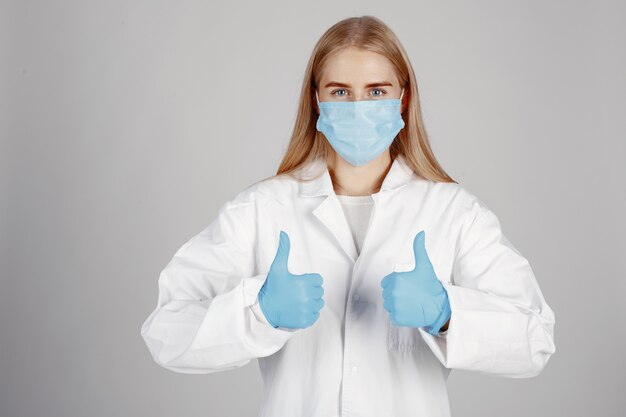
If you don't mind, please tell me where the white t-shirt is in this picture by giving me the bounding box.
[336,194,374,256]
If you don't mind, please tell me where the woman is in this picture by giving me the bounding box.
[140,15,556,417]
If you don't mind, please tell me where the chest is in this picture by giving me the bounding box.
[252,189,459,309]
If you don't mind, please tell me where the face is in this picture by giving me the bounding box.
[315,46,405,111]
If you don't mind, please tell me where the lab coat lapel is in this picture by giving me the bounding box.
[312,195,358,263]
[296,157,357,262]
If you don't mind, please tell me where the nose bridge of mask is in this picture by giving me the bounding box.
[316,88,404,104]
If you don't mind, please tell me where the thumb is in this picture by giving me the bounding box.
[271,230,291,274]
[411,230,430,272]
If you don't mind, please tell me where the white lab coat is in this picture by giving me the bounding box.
[140,154,556,417]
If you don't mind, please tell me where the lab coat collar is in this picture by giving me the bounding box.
[298,154,415,198]
[295,154,416,263]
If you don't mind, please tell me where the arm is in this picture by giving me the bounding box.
[421,207,556,378]
[140,193,297,374]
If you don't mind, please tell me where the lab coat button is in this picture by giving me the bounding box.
[351,365,358,372]
[353,294,360,301]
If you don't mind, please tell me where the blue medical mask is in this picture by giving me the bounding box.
[315,88,405,167]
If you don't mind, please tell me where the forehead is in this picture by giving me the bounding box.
[319,47,399,86]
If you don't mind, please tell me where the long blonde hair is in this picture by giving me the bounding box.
[271,15,456,184]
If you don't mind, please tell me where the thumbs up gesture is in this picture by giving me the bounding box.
[258,231,325,329]
[381,231,451,336]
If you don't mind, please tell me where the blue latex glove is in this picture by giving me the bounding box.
[381,230,451,336]
[258,230,325,329]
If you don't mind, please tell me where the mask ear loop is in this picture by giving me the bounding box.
[400,88,405,100]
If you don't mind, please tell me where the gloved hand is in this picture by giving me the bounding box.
[258,230,325,329]
[381,230,451,336]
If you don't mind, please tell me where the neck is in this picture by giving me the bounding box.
[328,152,393,196]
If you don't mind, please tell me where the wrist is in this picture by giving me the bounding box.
[427,292,451,336]
[258,292,279,328]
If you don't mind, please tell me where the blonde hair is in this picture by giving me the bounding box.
[271,15,456,184]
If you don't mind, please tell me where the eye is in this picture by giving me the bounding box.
[371,88,387,97]
[330,89,348,97]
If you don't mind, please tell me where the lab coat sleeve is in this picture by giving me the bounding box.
[140,194,297,374]
[420,207,556,378]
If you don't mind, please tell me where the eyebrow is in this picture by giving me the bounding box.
[323,81,394,88]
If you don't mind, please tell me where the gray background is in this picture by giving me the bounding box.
[2,1,624,416]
